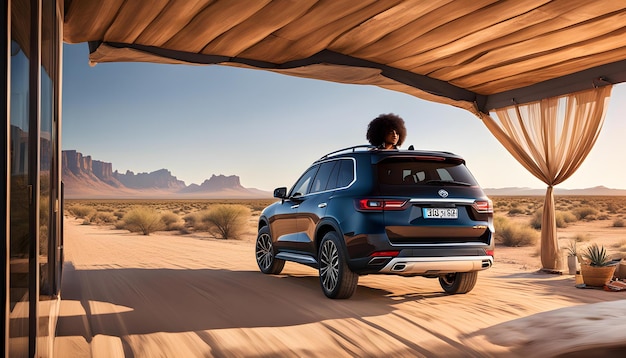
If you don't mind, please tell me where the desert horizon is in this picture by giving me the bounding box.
[61,148,626,200]
[54,196,626,357]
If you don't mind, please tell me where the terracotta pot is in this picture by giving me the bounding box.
[581,264,616,287]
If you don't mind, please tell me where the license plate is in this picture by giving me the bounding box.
[423,208,458,219]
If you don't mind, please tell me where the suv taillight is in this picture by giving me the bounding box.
[356,199,407,211]
[472,200,493,213]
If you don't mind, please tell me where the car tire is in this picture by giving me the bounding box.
[255,226,285,274]
[318,231,358,299]
[438,271,478,294]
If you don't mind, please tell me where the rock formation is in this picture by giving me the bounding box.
[61,150,270,198]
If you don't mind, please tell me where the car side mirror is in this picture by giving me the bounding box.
[273,187,287,199]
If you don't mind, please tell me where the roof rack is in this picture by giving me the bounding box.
[317,145,376,161]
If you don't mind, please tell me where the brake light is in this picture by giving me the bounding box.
[485,249,494,258]
[371,251,400,257]
[356,199,407,211]
[472,200,493,213]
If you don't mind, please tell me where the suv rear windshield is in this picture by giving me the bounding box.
[377,157,478,186]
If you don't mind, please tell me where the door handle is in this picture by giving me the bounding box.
[318,203,327,208]
[291,204,299,209]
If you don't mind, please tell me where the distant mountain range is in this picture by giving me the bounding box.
[62,150,625,199]
[62,150,272,199]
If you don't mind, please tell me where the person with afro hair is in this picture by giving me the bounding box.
[366,113,407,149]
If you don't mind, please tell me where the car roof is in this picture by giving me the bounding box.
[314,145,464,164]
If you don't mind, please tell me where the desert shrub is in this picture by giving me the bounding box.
[572,206,599,221]
[559,211,578,225]
[530,211,541,229]
[183,211,210,231]
[90,211,117,224]
[68,204,96,219]
[113,211,125,219]
[121,207,165,235]
[607,202,620,214]
[507,207,524,215]
[160,211,184,231]
[613,218,625,227]
[572,233,592,243]
[201,204,250,239]
[530,209,577,229]
[493,215,508,228]
[494,201,508,208]
[495,216,539,247]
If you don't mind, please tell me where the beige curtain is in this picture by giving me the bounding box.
[479,86,613,271]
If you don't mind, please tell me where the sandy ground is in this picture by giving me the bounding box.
[54,217,626,358]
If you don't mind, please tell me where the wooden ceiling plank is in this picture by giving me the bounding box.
[430,13,626,82]
[471,47,626,95]
[164,1,272,53]
[329,0,452,54]
[241,0,402,63]
[235,35,292,62]
[453,33,626,92]
[135,0,214,47]
[200,0,317,57]
[382,0,554,67]
[350,0,499,61]
[64,0,126,43]
[391,0,592,71]
[103,0,170,43]
[407,2,626,75]
[272,0,376,41]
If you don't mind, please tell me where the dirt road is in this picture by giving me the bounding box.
[54,218,626,357]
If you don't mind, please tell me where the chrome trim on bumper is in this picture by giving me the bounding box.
[388,242,492,247]
[379,256,493,275]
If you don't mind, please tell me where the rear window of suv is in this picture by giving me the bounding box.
[377,157,478,186]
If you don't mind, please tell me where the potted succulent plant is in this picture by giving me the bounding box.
[580,243,617,287]
[565,240,579,275]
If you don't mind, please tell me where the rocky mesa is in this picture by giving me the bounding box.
[62,150,271,199]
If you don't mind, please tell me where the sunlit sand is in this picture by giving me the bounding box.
[55,198,626,357]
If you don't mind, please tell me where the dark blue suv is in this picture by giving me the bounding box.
[256,145,494,299]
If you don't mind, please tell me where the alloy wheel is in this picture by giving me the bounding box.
[320,240,339,292]
[256,232,273,270]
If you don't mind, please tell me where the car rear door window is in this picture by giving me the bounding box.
[311,161,337,193]
[325,160,341,190]
[336,159,355,188]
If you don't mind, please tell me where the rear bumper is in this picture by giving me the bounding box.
[378,255,493,276]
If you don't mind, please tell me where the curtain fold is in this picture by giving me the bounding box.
[479,86,612,270]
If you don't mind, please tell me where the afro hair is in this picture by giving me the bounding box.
[366,113,407,147]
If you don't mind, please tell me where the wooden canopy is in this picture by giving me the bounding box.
[63,0,626,114]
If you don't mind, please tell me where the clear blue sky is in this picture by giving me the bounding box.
[62,43,626,192]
